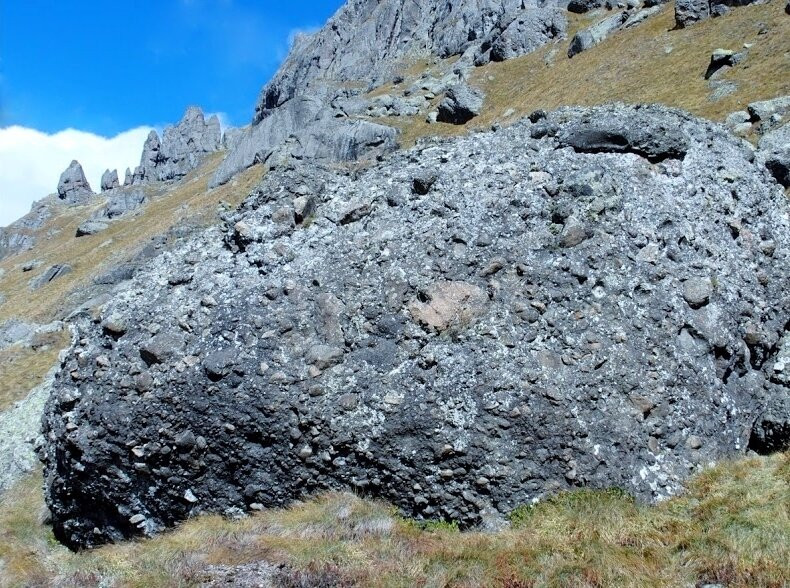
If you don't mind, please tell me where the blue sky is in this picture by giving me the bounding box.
[0,0,343,226]
[1,0,342,134]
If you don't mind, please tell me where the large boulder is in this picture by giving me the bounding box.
[674,0,710,27]
[105,189,147,219]
[75,220,109,238]
[568,11,630,57]
[476,8,567,64]
[676,0,770,27]
[57,160,93,204]
[41,105,790,550]
[437,84,485,124]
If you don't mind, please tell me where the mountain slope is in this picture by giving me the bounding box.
[0,0,787,585]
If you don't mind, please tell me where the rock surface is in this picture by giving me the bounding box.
[675,0,770,27]
[104,189,147,219]
[253,0,569,118]
[132,107,221,184]
[76,220,109,238]
[214,0,578,186]
[568,11,630,57]
[30,264,72,290]
[101,169,120,192]
[476,8,567,64]
[437,84,485,124]
[57,161,93,204]
[41,105,790,549]
[212,97,398,187]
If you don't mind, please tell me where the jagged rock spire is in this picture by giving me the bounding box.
[57,160,93,204]
[131,107,221,185]
[100,169,120,192]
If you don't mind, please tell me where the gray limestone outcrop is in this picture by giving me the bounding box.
[30,264,72,290]
[104,189,147,219]
[253,0,569,119]
[131,107,221,184]
[212,97,398,187]
[474,8,568,64]
[568,11,630,57]
[57,160,93,204]
[213,0,581,186]
[76,220,109,238]
[41,105,790,549]
[675,0,770,27]
[0,198,50,259]
[101,169,120,192]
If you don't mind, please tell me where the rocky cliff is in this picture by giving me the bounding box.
[210,0,575,187]
[40,104,790,549]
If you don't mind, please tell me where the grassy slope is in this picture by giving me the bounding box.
[0,329,70,411]
[390,2,790,146]
[0,155,263,324]
[0,454,787,587]
[1,4,789,586]
[0,155,262,421]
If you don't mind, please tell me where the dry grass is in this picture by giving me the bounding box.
[1,453,787,587]
[0,156,263,324]
[0,329,70,411]
[390,2,790,147]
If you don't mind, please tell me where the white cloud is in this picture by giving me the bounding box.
[0,125,153,227]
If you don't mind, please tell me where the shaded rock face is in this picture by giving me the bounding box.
[57,161,93,204]
[437,84,485,124]
[41,105,790,550]
[132,107,221,184]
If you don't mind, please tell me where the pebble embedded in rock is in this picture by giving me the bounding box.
[683,278,713,308]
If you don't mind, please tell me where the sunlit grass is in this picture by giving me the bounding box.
[388,2,790,147]
[0,155,263,325]
[1,453,787,587]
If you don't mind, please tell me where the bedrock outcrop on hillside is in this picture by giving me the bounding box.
[41,105,790,549]
[211,0,572,187]
[131,107,221,184]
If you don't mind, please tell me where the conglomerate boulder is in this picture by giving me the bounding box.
[41,105,790,549]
